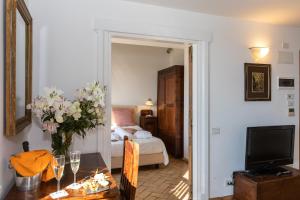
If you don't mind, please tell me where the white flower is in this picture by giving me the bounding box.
[53,98,72,114]
[75,89,88,101]
[44,87,64,106]
[44,87,63,97]
[50,98,72,123]
[29,81,106,138]
[86,81,99,92]
[63,100,72,110]
[69,101,82,120]
[28,97,49,118]
[73,113,81,120]
[55,113,64,123]
[88,108,94,113]
[42,120,59,134]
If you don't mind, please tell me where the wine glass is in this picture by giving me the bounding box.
[52,155,65,193]
[69,151,81,188]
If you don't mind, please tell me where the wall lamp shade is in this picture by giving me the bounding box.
[145,98,154,106]
[249,47,269,61]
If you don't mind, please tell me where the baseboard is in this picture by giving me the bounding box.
[210,195,233,200]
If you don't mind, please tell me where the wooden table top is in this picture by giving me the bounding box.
[5,153,120,200]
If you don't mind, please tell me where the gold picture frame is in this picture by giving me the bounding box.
[5,0,32,136]
[245,63,271,101]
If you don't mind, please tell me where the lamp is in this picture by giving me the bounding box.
[249,47,269,61]
[141,98,154,117]
[145,98,154,107]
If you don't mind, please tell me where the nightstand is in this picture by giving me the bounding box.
[140,116,158,137]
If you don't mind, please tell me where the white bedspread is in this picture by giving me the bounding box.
[111,136,169,166]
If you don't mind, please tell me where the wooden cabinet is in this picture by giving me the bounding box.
[140,116,158,137]
[234,167,300,200]
[157,65,184,158]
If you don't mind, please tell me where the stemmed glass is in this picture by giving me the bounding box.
[52,155,65,193]
[69,151,81,189]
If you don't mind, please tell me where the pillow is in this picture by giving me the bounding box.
[114,127,134,140]
[122,125,143,135]
[122,125,142,131]
[111,107,136,127]
[134,130,152,139]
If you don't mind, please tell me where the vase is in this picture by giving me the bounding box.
[51,132,73,161]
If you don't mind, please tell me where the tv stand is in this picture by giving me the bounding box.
[234,166,300,200]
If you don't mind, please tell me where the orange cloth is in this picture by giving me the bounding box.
[10,150,55,182]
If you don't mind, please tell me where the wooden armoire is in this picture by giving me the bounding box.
[157,65,184,158]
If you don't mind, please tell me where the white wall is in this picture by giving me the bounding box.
[112,43,170,112]
[23,0,300,198]
[169,49,185,66]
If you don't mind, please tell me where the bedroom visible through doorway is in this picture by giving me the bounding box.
[109,37,193,200]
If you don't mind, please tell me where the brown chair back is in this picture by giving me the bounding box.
[120,136,139,200]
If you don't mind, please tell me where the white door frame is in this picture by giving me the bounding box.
[94,18,211,200]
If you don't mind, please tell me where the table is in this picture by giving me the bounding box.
[5,153,120,200]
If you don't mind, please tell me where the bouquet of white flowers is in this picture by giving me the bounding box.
[27,81,106,156]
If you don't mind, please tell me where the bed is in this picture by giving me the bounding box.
[111,106,169,169]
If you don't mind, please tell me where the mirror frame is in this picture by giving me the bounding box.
[5,0,32,136]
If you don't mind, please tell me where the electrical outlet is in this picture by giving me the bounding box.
[287,94,295,100]
[225,178,234,187]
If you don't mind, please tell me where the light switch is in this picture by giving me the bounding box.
[287,94,295,100]
[212,128,220,135]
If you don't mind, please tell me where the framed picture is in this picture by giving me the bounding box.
[245,63,271,101]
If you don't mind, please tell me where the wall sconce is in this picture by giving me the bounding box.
[249,47,270,61]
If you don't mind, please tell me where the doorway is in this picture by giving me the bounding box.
[110,38,191,199]
[95,19,210,200]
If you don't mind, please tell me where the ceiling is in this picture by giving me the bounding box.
[123,0,300,27]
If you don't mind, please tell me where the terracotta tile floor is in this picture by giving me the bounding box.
[112,157,190,200]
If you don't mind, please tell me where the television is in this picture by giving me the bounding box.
[245,125,295,174]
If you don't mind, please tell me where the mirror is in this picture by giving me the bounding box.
[16,10,26,120]
[5,0,32,136]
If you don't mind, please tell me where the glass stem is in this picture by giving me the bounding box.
[57,180,60,192]
[74,173,76,183]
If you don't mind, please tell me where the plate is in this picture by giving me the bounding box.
[85,185,110,195]
[83,179,111,195]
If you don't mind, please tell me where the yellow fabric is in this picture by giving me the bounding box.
[10,150,55,182]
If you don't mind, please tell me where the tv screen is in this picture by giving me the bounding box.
[246,125,295,171]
